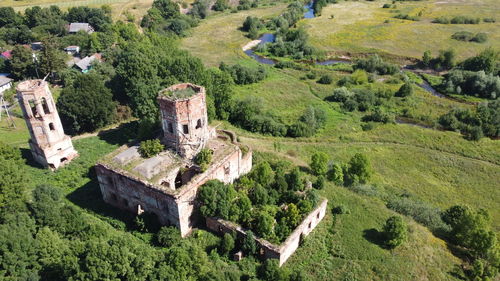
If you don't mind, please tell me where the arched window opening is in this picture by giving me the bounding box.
[196,119,202,129]
[183,124,189,134]
[49,123,55,131]
[29,100,38,117]
[168,123,174,133]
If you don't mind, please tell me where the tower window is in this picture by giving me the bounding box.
[29,100,38,117]
[168,123,174,133]
[49,123,55,131]
[183,124,189,134]
[41,98,50,114]
[196,119,202,129]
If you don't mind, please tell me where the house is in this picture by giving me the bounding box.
[74,53,102,73]
[1,50,12,60]
[0,76,13,94]
[31,42,43,51]
[64,46,80,55]
[68,23,94,34]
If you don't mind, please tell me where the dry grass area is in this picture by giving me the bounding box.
[180,4,287,66]
[299,0,500,59]
[0,0,154,21]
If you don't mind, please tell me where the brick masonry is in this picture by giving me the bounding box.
[17,80,78,169]
[206,199,328,266]
[96,83,252,237]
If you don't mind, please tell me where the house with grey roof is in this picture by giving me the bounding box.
[0,76,13,94]
[74,53,102,73]
[68,23,94,34]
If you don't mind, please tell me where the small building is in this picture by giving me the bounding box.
[31,42,43,51]
[68,23,94,34]
[0,76,12,94]
[74,53,102,73]
[1,50,12,60]
[64,46,80,55]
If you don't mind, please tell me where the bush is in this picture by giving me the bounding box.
[327,163,344,185]
[219,63,267,85]
[313,175,325,190]
[157,226,181,247]
[344,153,372,186]
[310,152,329,176]
[383,216,407,248]
[361,108,395,124]
[395,81,414,97]
[354,55,399,75]
[241,230,257,255]
[219,233,235,255]
[138,139,164,158]
[451,31,488,43]
[332,204,350,215]
[195,148,213,172]
[442,70,499,99]
[318,75,333,84]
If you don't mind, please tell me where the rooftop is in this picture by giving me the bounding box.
[69,23,93,33]
[158,83,203,101]
[16,79,46,92]
[0,76,12,86]
[99,132,239,195]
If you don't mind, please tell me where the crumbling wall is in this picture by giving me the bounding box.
[205,199,328,266]
[158,83,209,159]
[17,79,77,169]
[96,140,252,237]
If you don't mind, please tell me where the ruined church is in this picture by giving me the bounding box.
[95,83,253,236]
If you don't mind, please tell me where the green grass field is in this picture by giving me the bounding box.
[299,0,500,60]
[181,4,287,66]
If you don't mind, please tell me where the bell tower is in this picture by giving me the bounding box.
[17,80,78,169]
[157,83,209,160]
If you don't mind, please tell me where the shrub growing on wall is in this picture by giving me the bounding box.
[195,148,213,172]
[138,139,164,158]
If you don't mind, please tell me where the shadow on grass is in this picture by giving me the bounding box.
[362,228,387,249]
[97,121,139,146]
[20,148,45,169]
[66,168,136,231]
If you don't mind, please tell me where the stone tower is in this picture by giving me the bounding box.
[17,80,78,169]
[158,83,209,159]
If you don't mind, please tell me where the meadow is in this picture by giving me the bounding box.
[0,0,154,22]
[299,0,500,60]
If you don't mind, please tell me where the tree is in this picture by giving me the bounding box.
[213,0,229,11]
[286,167,304,191]
[282,203,301,229]
[199,180,237,219]
[10,45,36,80]
[157,226,181,247]
[242,231,257,256]
[251,161,274,187]
[313,175,325,190]
[57,73,116,134]
[219,233,235,256]
[327,163,344,185]
[383,216,407,249]
[39,37,67,80]
[0,145,28,220]
[461,48,498,74]
[395,81,414,97]
[422,50,432,67]
[250,184,269,206]
[310,152,329,176]
[344,153,372,186]
[254,210,274,239]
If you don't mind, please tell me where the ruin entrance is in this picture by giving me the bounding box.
[175,170,183,189]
